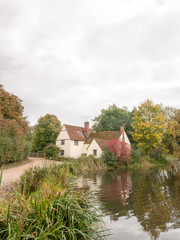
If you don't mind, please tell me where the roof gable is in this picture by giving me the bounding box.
[95,139,109,150]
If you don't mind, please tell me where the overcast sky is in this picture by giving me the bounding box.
[1,0,180,127]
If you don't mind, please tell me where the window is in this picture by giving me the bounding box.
[61,140,65,145]
[93,150,97,156]
[74,140,79,146]
[60,150,65,156]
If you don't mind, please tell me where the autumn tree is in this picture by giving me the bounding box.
[132,99,167,158]
[0,84,28,134]
[163,107,180,156]
[0,85,30,165]
[108,139,131,164]
[32,114,61,152]
[93,104,133,140]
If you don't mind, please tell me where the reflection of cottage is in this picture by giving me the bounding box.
[56,122,130,158]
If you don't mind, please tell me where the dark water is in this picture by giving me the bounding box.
[73,162,180,240]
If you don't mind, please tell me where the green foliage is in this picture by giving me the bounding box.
[0,84,28,134]
[0,119,31,166]
[93,104,133,140]
[20,164,69,195]
[102,148,116,167]
[130,146,143,164]
[132,99,167,157]
[0,163,105,239]
[0,85,30,165]
[0,166,3,185]
[44,144,60,159]
[0,132,31,166]
[32,114,61,152]
[163,107,180,156]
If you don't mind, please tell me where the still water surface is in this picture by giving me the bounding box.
[73,162,180,240]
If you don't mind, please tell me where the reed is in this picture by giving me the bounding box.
[0,165,3,185]
[0,162,106,239]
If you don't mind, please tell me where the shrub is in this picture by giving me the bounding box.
[0,134,31,166]
[130,147,142,163]
[108,140,132,165]
[102,148,116,167]
[44,144,60,159]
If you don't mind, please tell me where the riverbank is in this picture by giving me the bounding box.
[0,157,63,186]
[0,157,106,239]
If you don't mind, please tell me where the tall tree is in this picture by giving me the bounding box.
[0,85,30,165]
[93,104,133,139]
[0,84,28,134]
[32,114,61,152]
[163,107,180,155]
[132,99,167,157]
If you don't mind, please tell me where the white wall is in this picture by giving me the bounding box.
[82,143,89,155]
[119,131,131,146]
[87,139,102,158]
[70,140,85,158]
[56,125,71,157]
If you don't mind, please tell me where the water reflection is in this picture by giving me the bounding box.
[73,163,180,240]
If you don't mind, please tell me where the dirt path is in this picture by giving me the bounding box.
[0,157,61,186]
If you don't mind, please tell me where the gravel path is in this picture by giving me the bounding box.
[0,157,61,186]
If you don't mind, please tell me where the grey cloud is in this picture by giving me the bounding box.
[80,11,180,67]
[1,0,180,126]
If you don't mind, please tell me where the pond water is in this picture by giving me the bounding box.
[72,162,180,240]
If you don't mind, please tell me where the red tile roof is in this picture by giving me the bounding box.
[95,139,109,150]
[85,131,122,144]
[64,124,93,141]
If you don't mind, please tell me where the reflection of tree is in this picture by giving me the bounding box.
[132,167,180,240]
[96,166,180,239]
[98,170,132,221]
[75,166,180,239]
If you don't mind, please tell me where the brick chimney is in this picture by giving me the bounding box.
[120,126,124,133]
[84,122,90,138]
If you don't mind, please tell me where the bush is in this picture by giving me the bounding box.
[44,144,60,159]
[131,147,142,163]
[0,134,31,166]
[102,148,116,167]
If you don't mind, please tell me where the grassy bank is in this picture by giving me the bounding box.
[0,158,106,239]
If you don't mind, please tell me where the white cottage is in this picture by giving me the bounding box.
[56,122,130,158]
[56,122,93,158]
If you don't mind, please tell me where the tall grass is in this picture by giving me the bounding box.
[0,162,106,239]
[0,166,3,185]
[0,188,105,239]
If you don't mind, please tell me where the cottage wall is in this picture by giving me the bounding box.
[82,143,89,155]
[87,139,102,158]
[70,140,84,158]
[56,125,71,157]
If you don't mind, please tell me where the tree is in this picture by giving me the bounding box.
[0,84,28,134]
[132,99,167,157]
[163,107,180,156]
[0,85,30,165]
[93,104,133,140]
[32,114,61,152]
[107,139,131,164]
